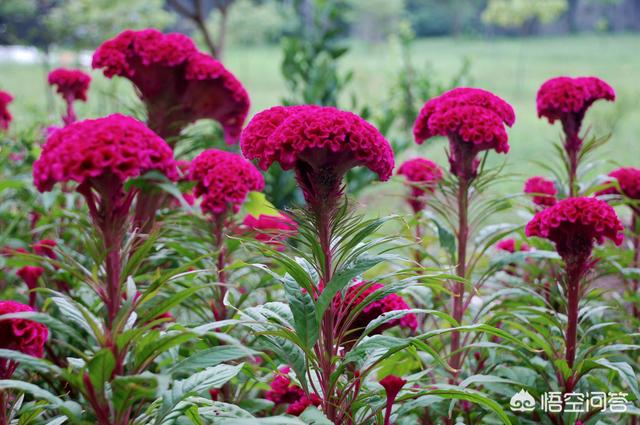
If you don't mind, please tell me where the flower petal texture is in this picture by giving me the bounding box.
[48,68,92,102]
[524,176,557,207]
[537,76,615,124]
[0,300,48,359]
[598,167,640,201]
[0,90,13,130]
[398,158,443,212]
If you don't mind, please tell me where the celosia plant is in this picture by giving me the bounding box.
[48,68,91,126]
[0,91,13,131]
[495,238,530,253]
[93,29,249,144]
[265,366,321,416]
[397,157,443,214]
[241,213,298,249]
[524,176,557,208]
[16,265,43,307]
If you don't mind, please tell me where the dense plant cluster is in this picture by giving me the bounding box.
[0,28,638,425]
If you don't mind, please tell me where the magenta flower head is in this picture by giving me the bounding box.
[413,88,515,179]
[525,197,623,265]
[241,105,394,206]
[537,76,614,149]
[92,29,250,143]
[33,239,57,260]
[524,176,557,208]
[48,68,91,103]
[265,366,321,416]
[380,374,407,425]
[0,300,49,379]
[242,213,298,249]
[0,90,13,131]
[496,238,530,253]
[17,266,44,307]
[397,158,443,213]
[189,149,264,216]
[598,167,640,205]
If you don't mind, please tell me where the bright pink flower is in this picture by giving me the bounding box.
[525,197,623,261]
[265,367,321,416]
[397,158,443,213]
[33,239,57,260]
[380,375,407,425]
[189,149,264,215]
[33,114,178,193]
[0,90,13,130]
[242,213,298,248]
[92,29,249,143]
[524,176,557,207]
[496,238,530,253]
[17,266,44,307]
[241,105,394,204]
[413,88,515,178]
[48,68,91,102]
[598,167,640,202]
[0,300,49,378]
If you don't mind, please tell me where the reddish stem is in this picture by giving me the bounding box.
[632,212,640,319]
[0,391,7,425]
[212,214,228,321]
[62,94,76,126]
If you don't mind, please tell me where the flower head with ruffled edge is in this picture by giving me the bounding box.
[397,158,443,213]
[524,176,557,208]
[598,167,640,203]
[48,68,92,102]
[0,91,13,131]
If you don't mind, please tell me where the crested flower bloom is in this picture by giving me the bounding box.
[265,366,321,416]
[496,238,530,253]
[397,158,443,213]
[0,90,13,131]
[598,167,640,204]
[413,88,515,179]
[524,176,557,208]
[525,197,623,263]
[16,266,44,307]
[334,280,417,347]
[92,29,250,143]
[48,68,92,126]
[241,105,394,206]
[242,213,298,249]
[189,149,264,216]
[537,76,615,149]
[0,300,49,379]
[33,239,57,260]
[380,375,407,425]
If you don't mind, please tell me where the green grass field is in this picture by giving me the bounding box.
[2,34,639,179]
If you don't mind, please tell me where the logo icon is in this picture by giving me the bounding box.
[510,389,536,412]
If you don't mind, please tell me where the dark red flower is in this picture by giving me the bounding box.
[413,88,515,179]
[598,167,640,202]
[265,367,320,416]
[33,114,178,193]
[33,239,57,260]
[0,300,49,378]
[525,197,623,262]
[92,29,250,143]
[496,238,530,253]
[48,68,91,102]
[241,105,394,205]
[524,176,557,207]
[380,375,407,425]
[189,149,264,215]
[0,90,13,131]
[17,266,44,307]
[242,213,298,248]
[397,158,443,213]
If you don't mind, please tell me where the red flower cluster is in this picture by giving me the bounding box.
[334,280,417,341]
[413,88,515,178]
[33,239,57,260]
[92,29,249,143]
[525,197,623,261]
[189,149,264,215]
[241,105,394,182]
[397,158,443,213]
[524,176,557,207]
[496,238,530,253]
[242,213,298,248]
[265,366,321,416]
[537,76,615,126]
[0,300,49,378]
[33,114,178,192]
[48,68,92,102]
[0,90,13,130]
[598,167,640,201]
[380,375,407,425]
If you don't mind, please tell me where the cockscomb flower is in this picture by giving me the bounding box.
[48,68,92,126]
[413,88,515,179]
[92,29,250,143]
[525,197,623,263]
[537,76,614,146]
[33,114,178,193]
[334,280,417,345]
[397,158,443,213]
[524,176,557,207]
[265,366,321,416]
[380,375,407,425]
[0,90,13,131]
[241,105,394,205]
[17,266,44,307]
[0,300,49,379]
[33,239,57,260]
[190,149,264,215]
[598,167,640,205]
[242,213,298,248]
[496,238,530,253]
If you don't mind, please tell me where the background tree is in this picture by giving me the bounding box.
[482,0,568,35]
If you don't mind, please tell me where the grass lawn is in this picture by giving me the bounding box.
[1,34,638,182]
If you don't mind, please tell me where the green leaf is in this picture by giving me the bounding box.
[593,359,640,400]
[112,373,169,412]
[243,191,280,218]
[0,380,81,419]
[432,218,456,260]
[284,273,319,350]
[168,346,259,376]
[86,349,115,396]
[299,406,333,424]
[0,349,61,375]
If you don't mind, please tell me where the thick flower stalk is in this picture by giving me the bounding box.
[526,197,623,378]
[413,87,515,376]
[92,28,250,144]
[0,91,13,131]
[33,114,178,325]
[189,149,264,320]
[380,375,407,425]
[524,176,557,208]
[536,76,615,196]
[48,68,91,126]
[241,105,394,421]
[598,166,640,318]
